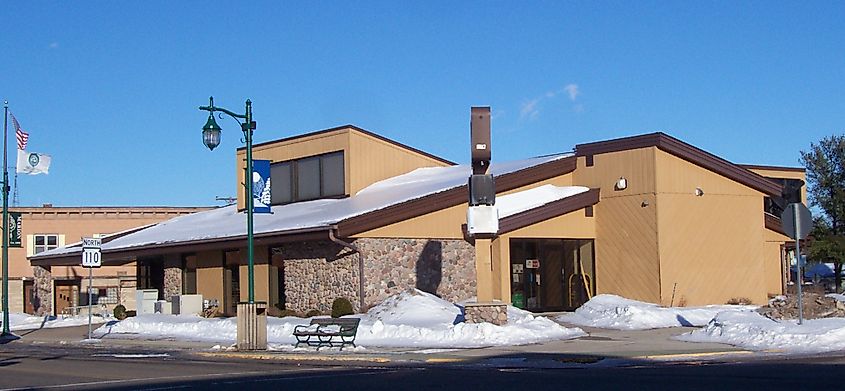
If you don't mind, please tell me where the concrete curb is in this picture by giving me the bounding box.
[632,350,756,361]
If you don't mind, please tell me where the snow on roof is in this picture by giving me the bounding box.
[34,153,575,258]
[496,184,589,219]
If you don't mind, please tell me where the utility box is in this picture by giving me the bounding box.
[467,205,499,235]
[237,302,267,351]
[469,174,496,206]
[171,294,204,315]
[135,289,158,315]
[154,300,172,315]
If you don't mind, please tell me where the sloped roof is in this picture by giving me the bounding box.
[31,154,576,264]
[576,132,783,196]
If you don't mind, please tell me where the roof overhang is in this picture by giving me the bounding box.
[30,226,332,267]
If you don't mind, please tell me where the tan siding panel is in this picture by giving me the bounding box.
[657,193,765,305]
[655,150,768,305]
[574,147,660,303]
[348,132,451,195]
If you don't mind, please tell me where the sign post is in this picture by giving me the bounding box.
[781,203,812,325]
[81,237,101,339]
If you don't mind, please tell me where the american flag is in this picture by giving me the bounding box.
[9,111,28,150]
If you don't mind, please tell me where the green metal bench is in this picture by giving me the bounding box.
[293,317,361,350]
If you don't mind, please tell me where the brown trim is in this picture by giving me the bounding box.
[336,156,578,237]
[585,205,594,217]
[498,188,600,234]
[765,213,786,236]
[575,132,783,197]
[239,124,456,166]
[739,164,806,173]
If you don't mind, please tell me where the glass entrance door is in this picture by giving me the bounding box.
[510,239,595,312]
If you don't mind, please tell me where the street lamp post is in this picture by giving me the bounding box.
[198,96,256,304]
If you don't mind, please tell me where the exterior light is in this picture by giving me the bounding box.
[202,114,222,151]
[615,177,628,191]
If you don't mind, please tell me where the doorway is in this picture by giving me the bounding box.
[223,250,241,316]
[137,257,165,300]
[54,280,79,316]
[510,239,595,312]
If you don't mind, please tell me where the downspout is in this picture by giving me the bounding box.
[329,228,365,313]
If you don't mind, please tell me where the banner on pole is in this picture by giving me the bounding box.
[8,212,22,248]
[252,159,272,214]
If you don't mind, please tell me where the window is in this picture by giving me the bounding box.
[270,151,345,204]
[34,234,59,254]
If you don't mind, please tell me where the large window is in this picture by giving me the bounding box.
[34,234,59,254]
[270,151,345,204]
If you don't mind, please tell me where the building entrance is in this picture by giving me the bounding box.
[510,239,595,312]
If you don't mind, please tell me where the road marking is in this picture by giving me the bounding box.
[633,350,755,360]
[196,352,392,363]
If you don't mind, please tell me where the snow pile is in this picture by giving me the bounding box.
[677,311,845,353]
[353,290,585,348]
[2,312,110,331]
[556,294,756,330]
[95,290,584,348]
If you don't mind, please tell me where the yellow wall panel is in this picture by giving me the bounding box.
[574,148,661,304]
[348,132,451,195]
[196,250,224,306]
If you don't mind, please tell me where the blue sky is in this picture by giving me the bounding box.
[1,2,843,206]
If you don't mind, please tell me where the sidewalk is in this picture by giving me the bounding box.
[6,322,753,367]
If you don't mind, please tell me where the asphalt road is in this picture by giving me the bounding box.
[2,345,845,391]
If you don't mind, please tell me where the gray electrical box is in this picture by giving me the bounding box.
[469,174,495,206]
[471,107,491,174]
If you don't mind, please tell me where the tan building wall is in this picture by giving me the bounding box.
[654,150,768,305]
[196,250,224,309]
[574,148,661,304]
[744,166,807,203]
[236,127,452,209]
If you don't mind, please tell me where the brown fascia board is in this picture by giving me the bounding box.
[765,213,786,236]
[575,132,783,197]
[30,227,332,267]
[239,124,456,166]
[336,156,578,237]
[498,188,600,235]
[738,164,806,173]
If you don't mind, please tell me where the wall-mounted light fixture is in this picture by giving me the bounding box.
[695,187,704,197]
[615,177,628,191]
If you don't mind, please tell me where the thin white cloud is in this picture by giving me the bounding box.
[564,84,580,101]
[48,42,59,49]
[520,98,540,120]
[519,83,581,120]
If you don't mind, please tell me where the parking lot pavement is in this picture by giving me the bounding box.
[5,322,753,367]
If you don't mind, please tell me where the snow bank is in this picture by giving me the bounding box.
[353,290,585,348]
[677,311,845,353]
[2,312,109,331]
[95,290,585,349]
[556,294,756,330]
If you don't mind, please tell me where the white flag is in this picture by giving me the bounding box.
[16,149,51,175]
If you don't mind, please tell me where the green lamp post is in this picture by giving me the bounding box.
[198,96,256,303]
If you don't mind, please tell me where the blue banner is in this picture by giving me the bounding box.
[252,160,272,214]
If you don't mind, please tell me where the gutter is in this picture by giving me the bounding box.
[329,227,365,313]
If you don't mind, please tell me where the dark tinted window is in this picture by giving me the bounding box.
[268,151,345,204]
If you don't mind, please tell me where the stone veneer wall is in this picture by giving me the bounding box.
[33,266,52,316]
[279,241,361,314]
[163,269,182,301]
[356,238,476,309]
[277,238,476,314]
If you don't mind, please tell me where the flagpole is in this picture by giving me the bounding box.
[2,101,12,338]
